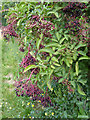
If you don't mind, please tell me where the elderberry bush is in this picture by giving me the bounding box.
[2,2,89,118]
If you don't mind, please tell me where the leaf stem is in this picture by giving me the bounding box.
[67,65,72,80]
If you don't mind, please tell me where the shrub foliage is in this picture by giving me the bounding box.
[2,1,90,118]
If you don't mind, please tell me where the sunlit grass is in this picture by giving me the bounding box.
[2,39,31,118]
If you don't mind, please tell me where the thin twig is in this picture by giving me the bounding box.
[25,68,36,84]
[67,65,72,80]
[0,9,9,13]
[57,55,62,60]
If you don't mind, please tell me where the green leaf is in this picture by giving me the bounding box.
[17,19,22,26]
[78,115,89,118]
[76,102,86,115]
[77,84,86,96]
[59,38,65,44]
[58,87,62,97]
[56,32,60,40]
[38,63,47,68]
[78,51,86,56]
[55,72,62,77]
[54,51,60,55]
[68,59,73,64]
[52,47,56,51]
[65,59,70,67]
[75,62,79,76]
[47,81,53,91]
[36,33,43,50]
[70,81,76,88]
[58,45,66,51]
[76,101,83,106]
[51,65,55,69]
[79,56,90,61]
[51,39,58,42]
[48,11,59,18]
[23,65,37,73]
[24,36,27,45]
[78,80,87,85]
[54,6,63,11]
[64,34,69,40]
[75,42,86,50]
[58,78,64,83]
[51,57,58,62]
[73,52,77,61]
[53,62,60,66]
[36,38,41,50]
[64,111,67,118]
[84,47,88,53]
[49,69,53,79]
[45,42,60,48]
[54,46,66,55]
[38,48,54,54]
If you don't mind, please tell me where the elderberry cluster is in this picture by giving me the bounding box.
[62,79,74,93]
[63,2,89,40]
[15,79,53,107]
[2,13,20,40]
[65,19,81,33]
[1,23,18,39]
[63,2,87,17]
[19,47,25,52]
[19,52,37,68]
[19,52,40,74]
[26,15,55,38]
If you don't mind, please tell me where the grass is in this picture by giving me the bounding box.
[1,39,33,118]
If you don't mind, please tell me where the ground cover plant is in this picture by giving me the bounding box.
[1,1,90,119]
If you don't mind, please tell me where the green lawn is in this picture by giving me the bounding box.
[1,39,31,118]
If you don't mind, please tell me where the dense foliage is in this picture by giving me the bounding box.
[2,1,90,118]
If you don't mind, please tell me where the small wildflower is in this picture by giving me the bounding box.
[32,104,34,107]
[29,116,31,118]
[27,102,30,105]
[9,107,12,109]
[45,112,47,116]
[52,112,54,116]
[42,81,43,83]
[28,114,30,116]
[17,52,18,54]
[42,94,44,96]
[51,88,53,91]
[38,100,41,103]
